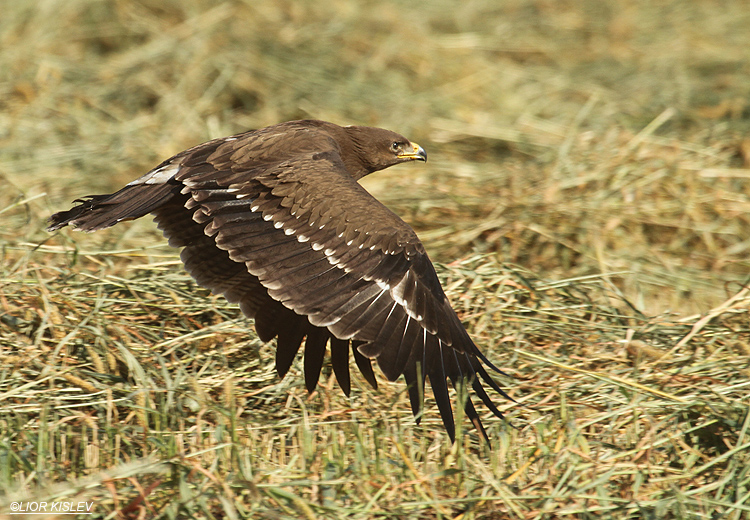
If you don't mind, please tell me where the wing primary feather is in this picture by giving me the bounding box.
[375,310,409,381]
[352,341,378,389]
[473,348,509,377]
[275,316,306,378]
[357,302,399,358]
[326,286,393,339]
[462,391,488,441]
[455,352,508,418]
[330,338,351,396]
[312,284,385,329]
[398,327,428,424]
[449,349,490,442]
[393,315,422,378]
[428,339,456,443]
[472,373,506,420]
[476,363,515,402]
[402,362,425,423]
[303,328,328,393]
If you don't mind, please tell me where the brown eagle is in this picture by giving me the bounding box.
[48,119,509,441]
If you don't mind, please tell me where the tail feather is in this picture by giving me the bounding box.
[47,182,180,232]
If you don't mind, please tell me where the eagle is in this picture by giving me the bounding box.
[48,119,510,441]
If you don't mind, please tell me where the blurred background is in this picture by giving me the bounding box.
[2,2,750,517]
[2,0,749,316]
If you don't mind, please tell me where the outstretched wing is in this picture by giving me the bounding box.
[49,122,510,441]
[173,136,509,440]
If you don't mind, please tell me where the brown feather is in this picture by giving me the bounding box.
[330,338,351,396]
[303,327,328,393]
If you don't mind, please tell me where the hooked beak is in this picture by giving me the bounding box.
[398,142,427,162]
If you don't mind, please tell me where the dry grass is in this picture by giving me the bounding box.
[1,0,750,518]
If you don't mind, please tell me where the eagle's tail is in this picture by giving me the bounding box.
[47,182,180,232]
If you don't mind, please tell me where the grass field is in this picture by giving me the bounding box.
[1,0,750,518]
